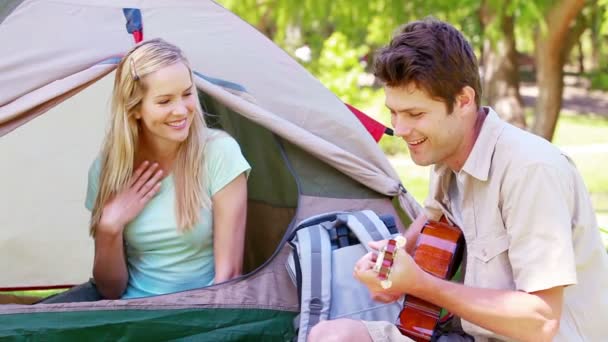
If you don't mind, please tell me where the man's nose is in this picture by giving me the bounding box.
[393,117,413,137]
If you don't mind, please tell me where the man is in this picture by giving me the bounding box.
[308,18,608,342]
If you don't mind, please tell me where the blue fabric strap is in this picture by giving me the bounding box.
[122,8,142,34]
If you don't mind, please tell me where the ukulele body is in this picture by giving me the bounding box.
[396,219,464,341]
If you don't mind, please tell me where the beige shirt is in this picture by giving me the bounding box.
[424,108,608,341]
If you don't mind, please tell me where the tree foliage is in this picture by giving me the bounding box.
[218,0,607,141]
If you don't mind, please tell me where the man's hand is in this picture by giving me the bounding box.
[353,238,424,300]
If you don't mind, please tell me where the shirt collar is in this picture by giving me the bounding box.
[460,107,505,181]
[430,107,505,186]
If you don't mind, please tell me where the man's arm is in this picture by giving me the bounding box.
[413,271,563,342]
[355,244,564,342]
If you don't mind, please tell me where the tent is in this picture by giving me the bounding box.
[0,0,421,340]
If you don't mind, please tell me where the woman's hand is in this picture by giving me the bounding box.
[98,161,164,235]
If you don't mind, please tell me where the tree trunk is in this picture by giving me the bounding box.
[577,39,585,74]
[590,0,601,70]
[532,0,586,141]
[256,6,276,39]
[479,1,525,128]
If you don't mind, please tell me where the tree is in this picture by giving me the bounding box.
[531,0,587,140]
[219,0,598,141]
[479,0,526,128]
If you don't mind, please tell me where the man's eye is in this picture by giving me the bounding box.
[411,112,424,117]
[183,92,192,97]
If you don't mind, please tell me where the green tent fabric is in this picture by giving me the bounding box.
[0,1,422,339]
[2,308,295,341]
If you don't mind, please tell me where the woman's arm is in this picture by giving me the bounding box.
[92,225,129,299]
[212,173,248,283]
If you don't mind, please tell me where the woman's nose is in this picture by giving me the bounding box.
[172,101,188,115]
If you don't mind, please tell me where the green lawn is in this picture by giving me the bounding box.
[553,112,608,147]
[0,289,64,298]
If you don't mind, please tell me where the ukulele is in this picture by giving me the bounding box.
[374,218,464,341]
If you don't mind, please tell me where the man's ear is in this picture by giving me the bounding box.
[455,86,476,112]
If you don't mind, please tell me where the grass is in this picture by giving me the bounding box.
[0,288,65,304]
[0,289,64,298]
[552,112,608,146]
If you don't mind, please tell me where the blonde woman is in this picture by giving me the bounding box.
[44,38,250,302]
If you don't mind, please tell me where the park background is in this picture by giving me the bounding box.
[218,0,608,247]
[1,0,606,301]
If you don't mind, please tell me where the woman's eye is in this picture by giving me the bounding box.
[157,100,170,105]
[411,112,424,117]
[183,92,192,97]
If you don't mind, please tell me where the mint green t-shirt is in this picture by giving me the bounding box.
[86,134,251,299]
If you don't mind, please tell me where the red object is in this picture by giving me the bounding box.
[133,30,143,43]
[345,103,387,142]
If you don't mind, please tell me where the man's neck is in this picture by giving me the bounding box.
[446,107,487,172]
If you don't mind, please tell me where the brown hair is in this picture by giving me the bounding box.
[374,17,481,112]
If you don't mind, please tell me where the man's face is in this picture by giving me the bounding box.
[385,84,468,168]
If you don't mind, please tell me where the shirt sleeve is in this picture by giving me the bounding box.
[85,158,101,211]
[205,134,251,197]
[502,162,577,292]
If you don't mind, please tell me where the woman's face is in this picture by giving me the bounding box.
[135,61,196,148]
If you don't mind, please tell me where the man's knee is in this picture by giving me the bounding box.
[307,319,371,342]
[308,321,336,342]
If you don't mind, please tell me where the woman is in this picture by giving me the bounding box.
[46,38,250,302]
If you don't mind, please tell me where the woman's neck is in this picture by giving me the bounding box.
[136,136,181,172]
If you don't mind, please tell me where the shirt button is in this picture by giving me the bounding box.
[482,249,488,257]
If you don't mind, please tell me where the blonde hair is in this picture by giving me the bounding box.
[90,38,210,236]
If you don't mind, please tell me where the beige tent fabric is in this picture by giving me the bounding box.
[0,64,115,136]
[0,0,421,288]
[296,196,408,233]
[194,75,422,221]
[0,74,115,288]
[0,1,131,107]
[0,246,299,314]
[1,1,392,170]
[0,196,397,313]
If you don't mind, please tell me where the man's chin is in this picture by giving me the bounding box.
[410,156,433,167]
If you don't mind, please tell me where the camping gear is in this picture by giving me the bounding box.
[0,1,421,339]
[286,210,403,342]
